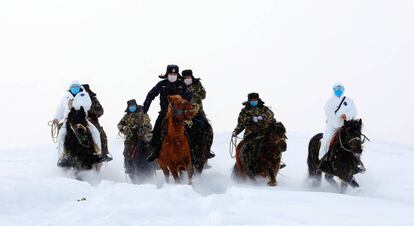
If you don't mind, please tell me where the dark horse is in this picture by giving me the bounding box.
[124,136,156,183]
[158,95,200,184]
[307,119,367,190]
[63,107,102,172]
[186,113,214,173]
[232,120,287,186]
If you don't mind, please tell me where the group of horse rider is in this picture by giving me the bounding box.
[51,64,358,171]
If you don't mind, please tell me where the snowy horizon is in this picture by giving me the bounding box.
[1,0,414,149]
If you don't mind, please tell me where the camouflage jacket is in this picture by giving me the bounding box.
[233,104,275,138]
[187,80,206,109]
[88,96,104,124]
[118,109,153,143]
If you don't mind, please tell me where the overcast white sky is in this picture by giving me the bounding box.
[0,0,413,148]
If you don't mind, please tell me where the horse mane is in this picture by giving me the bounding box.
[330,119,363,147]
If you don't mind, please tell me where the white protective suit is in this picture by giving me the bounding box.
[54,87,102,156]
[319,95,357,159]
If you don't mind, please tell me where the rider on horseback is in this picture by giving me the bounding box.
[182,69,215,160]
[319,83,357,159]
[82,84,112,162]
[52,81,103,167]
[232,93,275,139]
[232,93,278,175]
[118,99,153,175]
[143,65,192,162]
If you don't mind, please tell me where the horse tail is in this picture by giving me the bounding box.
[307,133,323,177]
[231,163,241,182]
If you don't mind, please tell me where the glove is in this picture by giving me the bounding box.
[52,119,60,125]
[253,116,263,123]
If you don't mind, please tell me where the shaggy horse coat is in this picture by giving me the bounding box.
[233,120,287,186]
[307,119,366,189]
[63,107,102,171]
[157,95,199,184]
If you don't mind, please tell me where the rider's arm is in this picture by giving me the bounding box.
[117,115,128,135]
[233,110,247,135]
[180,81,193,102]
[198,81,206,100]
[139,114,153,143]
[263,107,275,123]
[324,99,337,123]
[143,83,161,113]
[342,98,357,120]
[89,97,104,118]
[53,96,66,122]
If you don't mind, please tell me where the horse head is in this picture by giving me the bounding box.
[67,106,91,147]
[340,119,365,156]
[266,120,287,153]
[167,95,199,122]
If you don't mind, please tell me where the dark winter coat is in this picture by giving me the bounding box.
[143,79,192,114]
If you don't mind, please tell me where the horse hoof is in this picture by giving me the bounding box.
[268,181,277,187]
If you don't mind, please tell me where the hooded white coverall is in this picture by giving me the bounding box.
[319,95,357,159]
[53,87,102,157]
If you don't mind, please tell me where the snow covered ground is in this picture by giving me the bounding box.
[1,133,413,226]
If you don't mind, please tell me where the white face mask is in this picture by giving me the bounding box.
[184,78,193,86]
[168,75,177,83]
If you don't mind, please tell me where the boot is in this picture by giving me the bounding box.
[57,157,73,167]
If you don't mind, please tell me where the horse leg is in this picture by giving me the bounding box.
[340,180,349,193]
[94,163,102,172]
[187,159,194,185]
[267,168,277,187]
[160,165,170,183]
[170,167,181,184]
[325,174,338,187]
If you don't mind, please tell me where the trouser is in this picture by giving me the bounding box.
[90,120,109,156]
[57,120,102,158]
[186,112,213,152]
[150,111,167,155]
[318,125,339,159]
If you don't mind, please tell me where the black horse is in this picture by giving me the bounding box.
[307,119,367,190]
[186,112,214,173]
[63,107,102,171]
[233,120,287,186]
[123,135,156,183]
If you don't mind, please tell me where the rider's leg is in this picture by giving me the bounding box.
[147,112,165,161]
[96,123,111,161]
[318,126,337,159]
[87,121,102,155]
[57,123,72,167]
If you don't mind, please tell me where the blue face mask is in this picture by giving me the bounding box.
[128,106,137,113]
[250,100,258,107]
[70,86,81,95]
[334,87,345,97]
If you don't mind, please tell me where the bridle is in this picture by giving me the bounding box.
[171,102,198,118]
[338,128,370,154]
[274,135,288,146]
[69,123,90,148]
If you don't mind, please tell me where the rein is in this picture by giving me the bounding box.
[338,129,370,154]
[48,121,60,143]
[229,135,242,159]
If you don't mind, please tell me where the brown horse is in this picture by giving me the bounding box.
[158,95,200,184]
[233,121,287,186]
